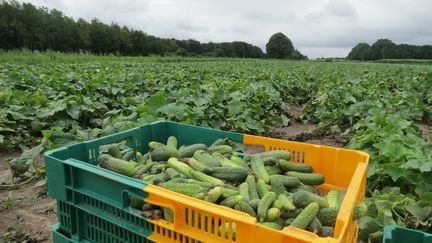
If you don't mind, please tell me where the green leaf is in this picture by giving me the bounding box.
[381,163,405,182]
[401,159,432,172]
[406,203,432,222]
[147,91,166,113]
[66,105,81,119]
[34,178,47,188]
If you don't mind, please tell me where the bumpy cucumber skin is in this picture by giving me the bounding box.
[270,176,286,195]
[221,187,239,198]
[252,150,291,161]
[307,217,322,234]
[236,201,257,218]
[207,145,233,155]
[265,165,283,175]
[316,207,339,226]
[98,154,137,177]
[248,199,260,210]
[269,175,301,188]
[320,226,334,237]
[293,190,329,208]
[246,175,260,200]
[256,179,270,198]
[278,159,313,173]
[239,182,250,202]
[327,190,339,208]
[278,194,296,210]
[148,141,165,150]
[159,182,203,197]
[251,156,270,183]
[258,192,277,222]
[353,201,368,220]
[108,145,122,159]
[290,202,319,230]
[178,144,207,158]
[193,150,222,167]
[287,171,325,186]
[167,158,193,177]
[191,170,224,186]
[220,195,244,208]
[151,145,178,161]
[209,167,248,182]
[265,208,281,222]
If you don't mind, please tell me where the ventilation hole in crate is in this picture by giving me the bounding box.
[197,212,202,229]
[301,152,305,163]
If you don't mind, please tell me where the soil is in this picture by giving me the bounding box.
[415,123,432,141]
[0,153,56,243]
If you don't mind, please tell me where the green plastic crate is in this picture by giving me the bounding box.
[383,226,432,243]
[46,121,243,243]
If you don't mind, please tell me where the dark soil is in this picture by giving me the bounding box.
[416,123,432,141]
[0,153,56,243]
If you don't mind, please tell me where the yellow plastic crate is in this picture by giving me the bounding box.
[46,121,369,243]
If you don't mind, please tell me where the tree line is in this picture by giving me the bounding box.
[348,39,432,60]
[0,0,307,59]
[0,0,265,58]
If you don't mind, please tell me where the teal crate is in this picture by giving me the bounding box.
[45,121,243,243]
[383,226,432,243]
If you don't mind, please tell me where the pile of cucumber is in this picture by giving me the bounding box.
[97,136,367,238]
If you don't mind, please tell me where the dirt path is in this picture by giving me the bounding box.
[0,153,56,243]
[416,123,432,141]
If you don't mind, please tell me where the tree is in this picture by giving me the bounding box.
[347,43,370,60]
[369,39,394,60]
[266,32,294,59]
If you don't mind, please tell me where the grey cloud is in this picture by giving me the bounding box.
[19,0,432,58]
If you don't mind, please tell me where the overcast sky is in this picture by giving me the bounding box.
[20,0,432,58]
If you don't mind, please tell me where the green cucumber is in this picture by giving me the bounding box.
[256,179,270,199]
[221,187,239,198]
[307,217,322,234]
[327,190,339,208]
[151,145,178,161]
[178,143,207,158]
[287,171,325,186]
[239,182,250,202]
[293,191,329,208]
[193,150,221,167]
[220,195,244,208]
[98,154,137,177]
[316,207,339,226]
[167,158,193,178]
[251,156,270,183]
[159,182,203,197]
[107,144,122,159]
[278,159,313,173]
[290,202,319,229]
[258,192,277,222]
[245,175,260,200]
[207,145,233,155]
[209,167,248,183]
[260,222,283,230]
[235,201,257,218]
[265,208,281,221]
[191,170,224,186]
[278,194,296,211]
[148,141,165,150]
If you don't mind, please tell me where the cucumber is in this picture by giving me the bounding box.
[326,190,339,208]
[245,175,260,200]
[129,195,144,209]
[260,222,283,230]
[248,199,260,210]
[278,194,296,210]
[209,167,248,183]
[265,165,283,175]
[136,152,144,163]
[266,199,283,210]
[163,208,174,223]
[235,201,257,218]
[265,208,280,221]
[287,171,325,186]
[218,222,237,241]
[165,167,183,179]
[256,179,270,199]
[251,150,290,160]
[210,138,228,147]
[258,192,277,222]
[239,182,250,202]
[290,202,319,230]
[98,154,137,177]
[107,144,122,159]
[320,226,334,237]
[269,175,301,188]
[207,145,233,155]
[251,156,270,183]
[270,176,286,195]
[316,207,338,226]
[186,179,215,188]
[220,195,244,208]
[221,187,239,198]
[353,201,368,220]
[133,161,154,178]
[148,141,165,150]
[307,217,322,234]
[193,150,221,167]
[191,170,224,186]
[278,159,313,173]
[178,143,207,158]
[212,153,242,168]
[167,158,193,178]
[151,145,178,161]
[230,155,247,168]
[293,191,329,208]
[187,158,211,172]
[337,189,346,207]
[166,136,178,149]
[203,186,223,203]
[122,150,135,161]
[159,182,203,197]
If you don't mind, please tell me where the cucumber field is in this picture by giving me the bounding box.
[1,54,432,242]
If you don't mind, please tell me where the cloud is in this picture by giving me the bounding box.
[19,0,432,58]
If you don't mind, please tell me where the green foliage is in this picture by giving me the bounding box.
[266,32,295,59]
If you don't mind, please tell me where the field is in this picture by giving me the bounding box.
[1,53,432,242]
